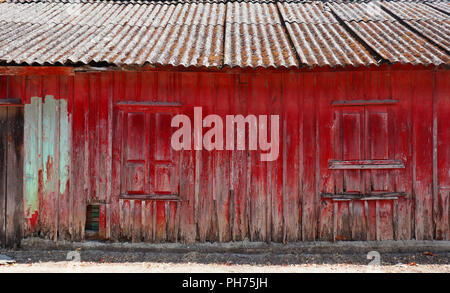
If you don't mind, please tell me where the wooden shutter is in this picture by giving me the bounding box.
[116,103,181,200]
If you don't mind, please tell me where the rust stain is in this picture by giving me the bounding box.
[38,169,43,199]
[46,155,54,181]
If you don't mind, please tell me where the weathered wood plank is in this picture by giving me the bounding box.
[58,76,73,240]
[5,107,24,248]
[318,71,336,241]
[197,74,215,242]
[41,95,60,241]
[328,160,404,169]
[248,74,268,242]
[231,73,249,241]
[73,73,89,240]
[413,71,434,240]
[269,73,283,242]
[282,73,301,241]
[0,107,7,247]
[132,200,142,242]
[392,70,413,240]
[301,73,317,241]
[178,72,197,243]
[436,70,449,240]
[23,97,41,236]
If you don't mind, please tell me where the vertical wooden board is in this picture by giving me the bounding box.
[231,74,249,241]
[57,75,73,240]
[436,70,449,240]
[0,107,7,247]
[73,73,89,240]
[167,201,178,242]
[301,73,317,241]
[142,200,154,241]
[23,97,41,235]
[365,70,381,99]
[282,73,300,241]
[248,74,268,242]
[24,76,42,105]
[167,130,180,243]
[177,72,196,243]
[58,99,72,239]
[98,203,107,239]
[335,201,351,240]
[124,72,138,101]
[196,74,215,242]
[42,76,60,240]
[365,200,377,240]
[319,199,334,240]
[349,71,365,100]
[436,189,449,240]
[351,200,366,240]
[392,70,413,240]
[213,74,232,242]
[376,200,394,240]
[0,76,6,99]
[41,95,59,240]
[88,74,98,203]
[5,107,24,248]
[179,147,196,242]
[132,200,142,242]
[6,76,24,101]
[317,72,337,241]
[413,71,433,240]
[140,71,156,102]
[110,72,127,240]
[120,199,131,240]
[268,73,283,242]
[155,201,166,242]
[96,73,112,204]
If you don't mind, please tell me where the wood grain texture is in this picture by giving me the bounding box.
[1,67,446,243]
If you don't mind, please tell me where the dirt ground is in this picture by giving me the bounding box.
[0,249,448,273]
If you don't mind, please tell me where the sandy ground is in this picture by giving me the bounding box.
[0,249,448,273]
[0,261,449,273]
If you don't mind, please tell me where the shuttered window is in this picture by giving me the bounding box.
[328,102,405,198]
[116,103,181,200]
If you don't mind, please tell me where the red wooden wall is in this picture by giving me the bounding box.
[0,65,448,242]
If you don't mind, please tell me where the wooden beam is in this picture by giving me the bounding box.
[332,99,398,106]
[0,66,74,76]
[119,194,182,201]
[115,102,183,113]
[328,159,405,169]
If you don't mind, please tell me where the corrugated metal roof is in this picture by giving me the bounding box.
[381,1,450,51]
[278,2,377,67]
[328,1,450,66]
[426,1,450,14]
[224,2,297,68]
[0,0,449,68]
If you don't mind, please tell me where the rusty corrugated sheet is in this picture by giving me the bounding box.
[224,1,298,68]
[278,2,377,67]
[329,1,450,66]
[0,0,449,68]
[0,1,226,67]
[426,1,450,15]
[381,1,450,50]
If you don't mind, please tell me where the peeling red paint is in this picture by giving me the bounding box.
[28,210,39,229]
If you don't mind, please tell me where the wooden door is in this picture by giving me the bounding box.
[0,103,24,248]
